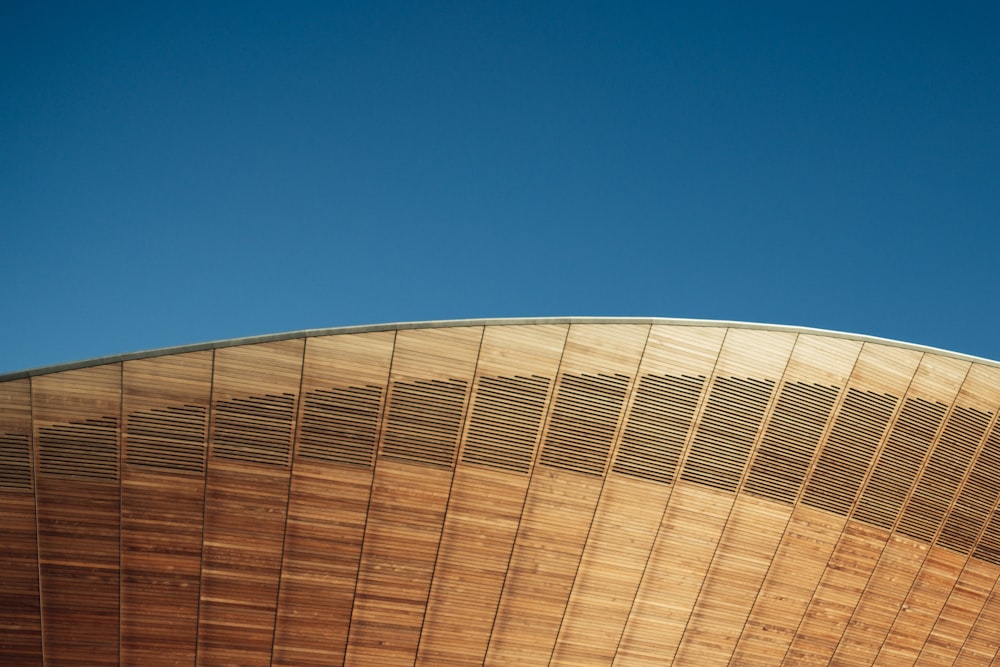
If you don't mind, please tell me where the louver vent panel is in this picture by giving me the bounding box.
[539,373,631,476]
[940,418,1000,554]
[126,405,207,473]
[298,385,383,467]
[212,393,296,466]
[974,505,1000,566]
[744,381,840,504]
[852,398,947,530]
[462,375,551,473]
[612,374,705,484]
[899,406,992,543]
[680,377,774,492]
[0,433,32,490]
[803,389,898,515]
[38,417,118,480]
[382,379,468,468]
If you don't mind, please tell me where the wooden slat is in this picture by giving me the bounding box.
[0,378,42,666]
[120,351,212,667]
[672,334,860,666]
[735,342,919,666]
[834,356,977,665]
[915,557,1000,666]
[549,325,725,667]
[874,364,1000,664]
[196,340,303,667]
[272,331,395,667]
[953,577,1000,665]
[33,365,121,666]
[416,324,566,666]
[485,323,648,665]
[615,327,794,666]
[344,326,482,666]
[785,352,967,664]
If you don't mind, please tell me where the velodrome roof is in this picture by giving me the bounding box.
[2,318,1000,665]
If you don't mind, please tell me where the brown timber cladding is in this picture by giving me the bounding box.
[3,322,1000,666]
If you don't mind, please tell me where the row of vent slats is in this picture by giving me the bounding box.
[941,420,1000,554]
[680,377,774,492]
[37,417,119,480]
[744,381,840,504]
[0,434,31,489]
[612,374,705,484]
[298,385,382,467]
[381,379,467,468]
[539,373,631,476]
[211,394,296,466]
[126,405,207,473]
[853,398,948,530]
[10,371,1000,567]
[462,375,550,473]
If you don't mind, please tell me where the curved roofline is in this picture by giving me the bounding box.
[3,316,998,382]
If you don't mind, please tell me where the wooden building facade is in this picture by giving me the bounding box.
[2,318,1000,665]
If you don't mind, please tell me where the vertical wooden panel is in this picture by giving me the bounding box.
[344,326,482,666]
[916,558,999,666]
[785,352,967,665]
[33,365,121,666]
[196,340,303,666]
[953,577,1000,666]
[415,324,567,666]
[734,342,919,666]
[0,378,42,665]
[549,325,726,666]
[120,351,212,667]
[485,323,649,665]
[672,334,860,666]
[874,364,1000,664]
[614,327,794,666]
[833,356,976,665]
[272,331,395,667]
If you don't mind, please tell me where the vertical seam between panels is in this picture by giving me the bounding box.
[342,329,398,666]
[776,349,924,666]
[671,333,796,665]
[481,324,571,666]
[608,326,730,666]
[268,338,309,666]
[411,325,486,667]
[830,362,971,663]
[726,343,862,666]
[545,323,652,667]
[30,377,46,667]
[192,348,216,667]
[876,371,995,665]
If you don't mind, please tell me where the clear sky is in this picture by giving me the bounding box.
[3,2,999,374]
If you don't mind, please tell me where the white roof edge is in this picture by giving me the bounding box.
[2,316,998,382]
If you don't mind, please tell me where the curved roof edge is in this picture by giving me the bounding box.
[3,317,998,382]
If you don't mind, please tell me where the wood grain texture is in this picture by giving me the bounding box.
[4,321,1000,667]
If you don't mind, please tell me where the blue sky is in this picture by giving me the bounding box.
[3,2,999,373]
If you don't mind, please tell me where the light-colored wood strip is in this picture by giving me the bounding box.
[916,555,1000,665]
[416,324,566,666]
[121,351,212,667]
[33,365,122,666]
[272,331,394,667]
[550,325,725,667]
[782,351,964,665]
[613,328,795,666]
[485,323,648,665]
[671,334,858,666]
[738,342,919,666]
[953,577,1000,666]
[345,326,482,666]
[196,340,303,667]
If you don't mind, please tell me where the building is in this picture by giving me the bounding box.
[2,318,1000,666]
